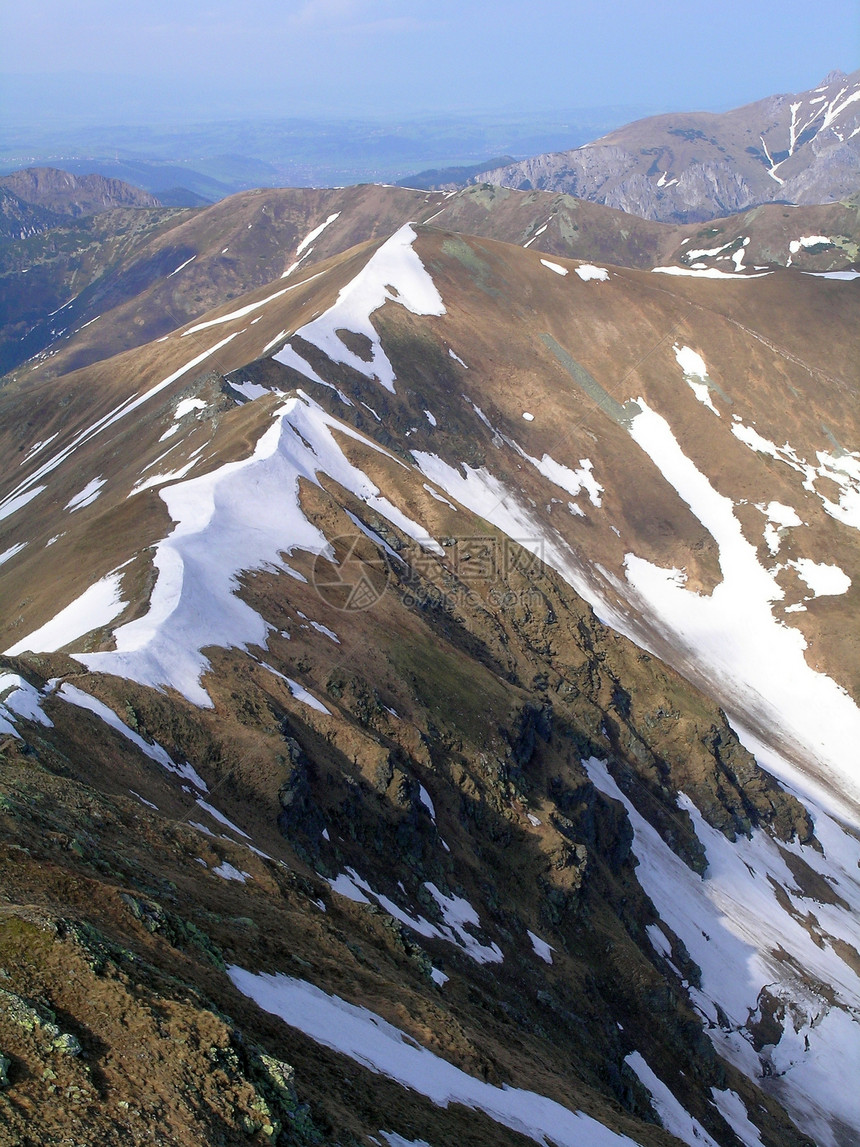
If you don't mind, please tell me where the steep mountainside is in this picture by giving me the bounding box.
[3,181,857,383]
[0,222,858,1146]
[0,188,68,243]
[0,167,162,218]
[472,71,860,222]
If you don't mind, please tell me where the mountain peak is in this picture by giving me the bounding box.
[0,166,161,216]
[469,71,860,223]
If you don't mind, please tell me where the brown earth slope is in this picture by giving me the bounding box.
[0,224,858,1147]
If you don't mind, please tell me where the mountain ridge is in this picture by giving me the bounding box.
[469,70,860,222]
[3,181,857,385]
[0,191,858,1145]
[0,167,162,216]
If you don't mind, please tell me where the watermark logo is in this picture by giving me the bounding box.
[312,531,545,612]
[311,534,393,612]
[408,535,545,583]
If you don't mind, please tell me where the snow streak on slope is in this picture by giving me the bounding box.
[621,399,860,818]
[79,393,434,706]
[273,224,445,394]
[0,673,54,737]
[5,572,127,656]
[410,452,627,632]
[282,212,341,278]
[64,476,106,511]
[55,682,208,789]
[228,968,643,1147]
[180,279,314,337]
[731,422,860,533]
[327,869,503,965]
[623,1053,718,1147]
[673,345,720,415]
[652,267,770,279]
[0,543,26,567]
[413,425,860,819]
[0,333,239,525]
[583,757,860,1147]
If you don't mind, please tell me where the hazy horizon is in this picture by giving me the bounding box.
[3,0,858,133]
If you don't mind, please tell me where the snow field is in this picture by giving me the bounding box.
[583,756,860,1147]
[77,391,439,705]
[273,224,445,395]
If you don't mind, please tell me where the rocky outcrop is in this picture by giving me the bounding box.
[0,167,161,217]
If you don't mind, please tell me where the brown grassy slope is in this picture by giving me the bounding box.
[5,181,856,388]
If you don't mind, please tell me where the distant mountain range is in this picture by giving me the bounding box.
[469,70,860,222]
[0,167,162,242]
[0,167,161,217]
[0,109,640,203]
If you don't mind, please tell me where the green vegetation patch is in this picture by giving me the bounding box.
[540,333,641,428]
[440,236,499,297]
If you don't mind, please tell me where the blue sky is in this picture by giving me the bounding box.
[3,0,858,123]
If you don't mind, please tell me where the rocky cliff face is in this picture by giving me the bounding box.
[0,166,165,247]
[0,167,162,217]
[0,188,67,242]
[472,71,860,222]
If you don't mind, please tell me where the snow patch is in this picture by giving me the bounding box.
[182,286,296,337]
[78,393,437,706]
[758,501,802,555]
[652,267,770,279]
[56,682,207,790]
[624,400,860,815]
[424,882,503,965]
[195,799,250,839]
[131,459,199,496]
[5,572,127,656]
[167,255,196,277]
[709,1089,763,1146]
[418,784,436,821]
[0,543,26,566]
[327,872,371,904]
[625,1052,719,1147]
[228,968,643,1147]
[285,677,331,714]
[0,673,54,737]
[526,930,553,964]
[732,428,860,533]
[575,264,609,282]
[801,270,860,280]
[296,212,340,258]
[673,345,719,415]
[788,558,851,597]
[584,756,860,1147]
[308,619,340,643]
[174,398,206,419]
[65,476,106,511]
[789,235,831,253]
[212,861,251,883]
[231,381,278,404]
